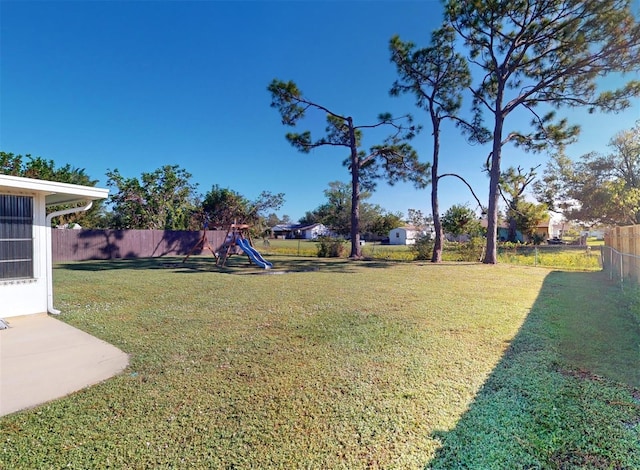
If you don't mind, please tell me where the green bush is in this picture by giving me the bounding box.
[316,237,346,258]
[531,232,546,245]
[447,237,485,262]
[411,236,434,261]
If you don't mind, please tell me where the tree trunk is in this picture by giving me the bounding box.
[431,121,443,263]
[484,114,504,264]
[347,117,362,259]
[431,188,443,262]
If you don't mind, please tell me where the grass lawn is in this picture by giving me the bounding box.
[262,238,603,270]
[1,256,638,468]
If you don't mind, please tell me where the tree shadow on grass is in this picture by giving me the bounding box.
[55,258,170,271]
[182,255,400,274]
[426,270,640,469]
[55,255,400,274]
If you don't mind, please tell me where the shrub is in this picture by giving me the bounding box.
[462,237,485,262]
[531,233,546,245]
[446,237,485,262]
[316,237,346,258]
[411,236,434,261]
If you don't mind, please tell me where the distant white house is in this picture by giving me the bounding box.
[300,223,332,239]
[0,175,108,319]
[389,226,425,245]
[271,223,332,240]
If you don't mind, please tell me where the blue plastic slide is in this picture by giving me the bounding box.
[236,237,273,269]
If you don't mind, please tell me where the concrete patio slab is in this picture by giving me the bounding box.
[0,314,129,417]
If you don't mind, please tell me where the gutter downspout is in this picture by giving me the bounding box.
[46,201,93,315]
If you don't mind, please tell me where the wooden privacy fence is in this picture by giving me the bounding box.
[52,229,228,262]
[603,225,640,285]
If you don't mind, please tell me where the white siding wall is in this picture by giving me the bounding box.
[389,228,405,245]
[302,227,318,239]
[405,231,417,245]
[389,228,420,245]
[302,224,329,239]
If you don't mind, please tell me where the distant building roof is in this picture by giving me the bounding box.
[271,223,325,232]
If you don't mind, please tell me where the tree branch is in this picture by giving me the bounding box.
[438,173,485,211]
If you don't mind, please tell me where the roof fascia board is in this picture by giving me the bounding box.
[0,174,108,205]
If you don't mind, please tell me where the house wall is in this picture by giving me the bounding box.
[389,228,405,245]
[389,228,418,245]
[1,192,48,318]
[301,224,328,239]
[497,227,524,243]
[534,226,550,240]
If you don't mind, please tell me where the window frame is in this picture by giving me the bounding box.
[0,193,34,280]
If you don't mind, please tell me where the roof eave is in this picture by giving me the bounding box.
[0,174,109,206]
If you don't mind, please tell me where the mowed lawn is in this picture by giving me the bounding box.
[1,256,639,469]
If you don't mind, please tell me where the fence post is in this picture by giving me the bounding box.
[610,247,614,281]
[634,226,640,281]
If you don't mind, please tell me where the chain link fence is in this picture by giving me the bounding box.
[601,245,640,287]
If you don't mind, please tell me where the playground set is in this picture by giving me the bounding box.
[183,223,273,269]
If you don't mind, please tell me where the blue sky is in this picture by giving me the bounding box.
[2,1,638,222]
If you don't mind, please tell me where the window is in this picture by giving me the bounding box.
[0,195,34,279]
